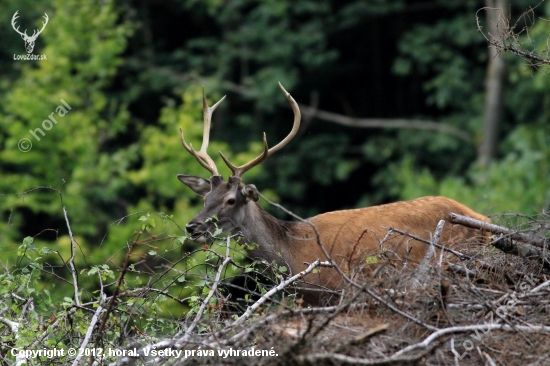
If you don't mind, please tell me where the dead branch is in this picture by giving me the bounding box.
[492,236,550,268]
[450,212,548,248]
[297,347,436,365]
[0,317,26,365]
[298,104,471,142]
[393,323,550,358]
[476,3,550,67]
[232,259,329,327]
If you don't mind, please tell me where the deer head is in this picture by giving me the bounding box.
[178,82,300,243]
[12,11,49,54]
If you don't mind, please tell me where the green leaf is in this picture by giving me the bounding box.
[365,256,378,264]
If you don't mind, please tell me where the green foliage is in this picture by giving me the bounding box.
[1,0,132,237]
[0,206,259,364]
[394,9,485,110]
[394,125,549,215]
[182,0,337,108]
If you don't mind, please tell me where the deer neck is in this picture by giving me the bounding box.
[237,202,296,266]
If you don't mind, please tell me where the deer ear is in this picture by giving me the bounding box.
[177,174,211,196]
[241,184,260,202]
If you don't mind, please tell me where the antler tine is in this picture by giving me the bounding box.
[220,82,301,178]
[180,88,226,176]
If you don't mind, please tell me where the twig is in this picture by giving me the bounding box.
[0,316,20,335]
[71,294,106,366]
[298,346,436,365]
[529,279,550,294]
[481,348,497,366]
[181,236,233,341]
[63,205,80,306]
[418,220,445,272]
[232,259,327,327]
[392,323,550,358]
[96,232,142,340]
[308,280,372,340]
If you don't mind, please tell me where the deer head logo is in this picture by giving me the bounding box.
[11,11,49,54]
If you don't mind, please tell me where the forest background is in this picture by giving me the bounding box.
[0,0,549,315]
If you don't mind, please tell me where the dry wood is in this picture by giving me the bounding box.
[449,212,548,248]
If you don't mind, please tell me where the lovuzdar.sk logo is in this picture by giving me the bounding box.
[12,10,48,61]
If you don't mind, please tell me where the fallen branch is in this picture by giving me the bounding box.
[298,348,435,366]
[393,323,550,358]
[492,237,550,269]
[449,212,548,248]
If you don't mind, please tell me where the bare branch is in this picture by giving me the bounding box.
[476,3,550,68]
[298,104,471,142]
[450,212,549,248]
[181,236,233,341]
[71,294,106,366]
[63,205,80,306]
[232,259,328,327]
[393,323,550,358]
[204,79,472,141]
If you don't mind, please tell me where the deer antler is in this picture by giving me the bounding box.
[180,89,226,176]
[33,13,49,38]
[11,11,26,37]
[11,12,48,39]
[220,82,301,178]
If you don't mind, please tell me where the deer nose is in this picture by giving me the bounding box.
[186,222,199,234]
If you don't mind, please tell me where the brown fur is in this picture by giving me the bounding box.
[271,196,489,303]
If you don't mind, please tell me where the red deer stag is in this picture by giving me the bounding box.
[178,83,489,304]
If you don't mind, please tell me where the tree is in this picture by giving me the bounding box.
[478,0,508,168]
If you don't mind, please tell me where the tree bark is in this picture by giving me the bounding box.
[478,0,508,168]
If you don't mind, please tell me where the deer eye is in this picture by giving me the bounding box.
[227,198,236,205]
